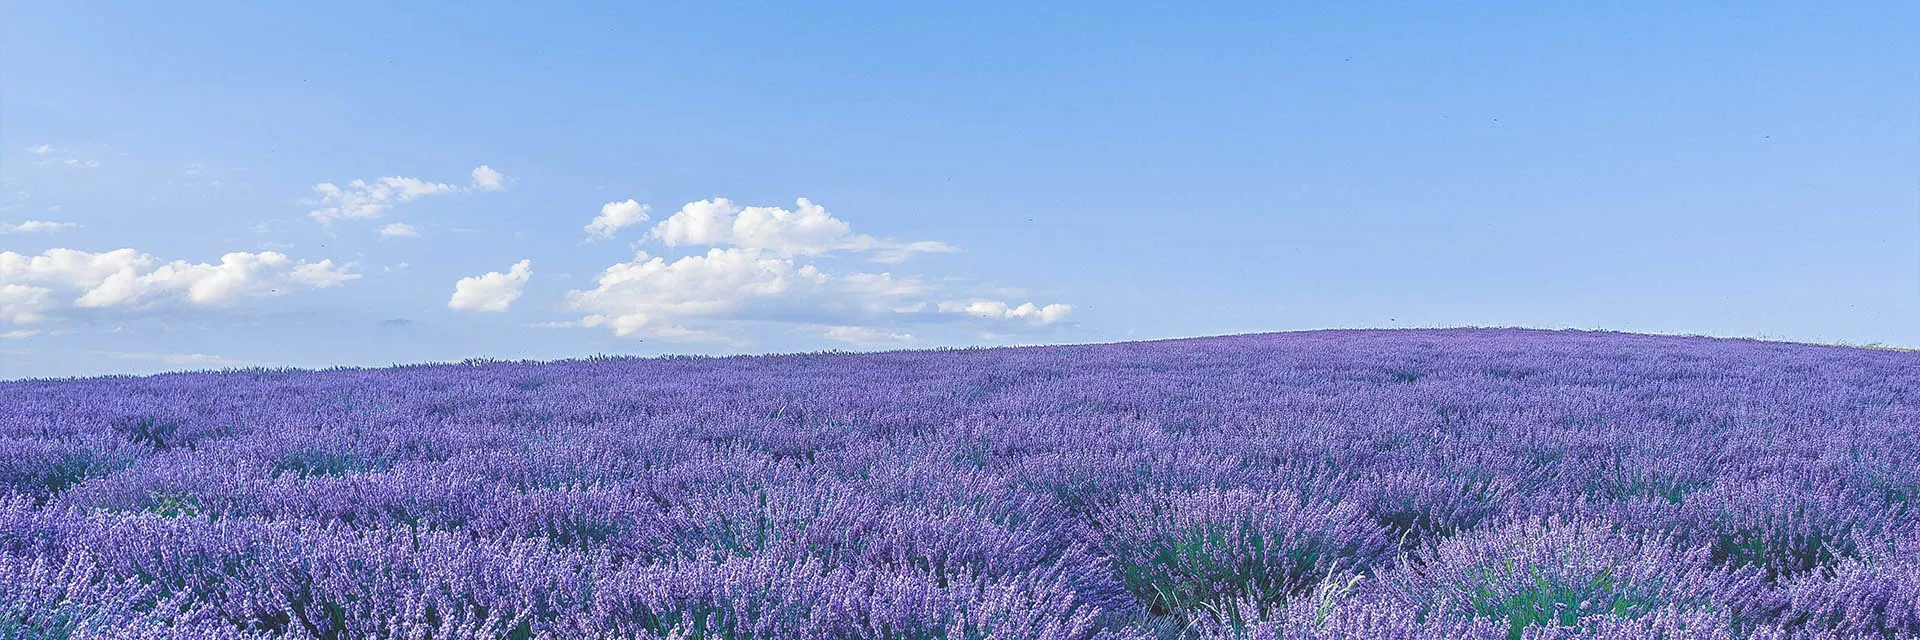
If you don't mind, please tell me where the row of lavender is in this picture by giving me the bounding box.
[2,329,1916,639]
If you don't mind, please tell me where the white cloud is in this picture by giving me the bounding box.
[288,260,359,288]
[568,248,816,340]
[565,246,1064,342]
[470,165,507,192]
[820,325,915,347]
[0,285,54,324]
[0,329,39,339]
[310,177,457,224]
[0,220,79,234]
[650,198,846,256]
[308,165,506,224]
[0,248,360,323]
[563,195,1067,344]
[585,199,651,241]
[870,240,961,264]
[938,300,1073,325]
[649,197,955,262]
[3,248,151,292]
[376,222,419,238]
[448,259,532,312]
[93,350,245,367]
[23,145,102,168]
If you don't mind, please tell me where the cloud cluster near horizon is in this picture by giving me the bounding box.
[3,153,1072,351]
[1,220,80,234]
[562,197,1068,345]
[0,248,357,325]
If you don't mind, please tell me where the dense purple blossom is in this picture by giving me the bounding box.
[1376,515,1765,636]
[1,328,1916,638]
[1089,487,1393,619]
[1774,529,1920,637]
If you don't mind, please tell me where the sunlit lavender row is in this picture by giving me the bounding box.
[3,329,1916,639]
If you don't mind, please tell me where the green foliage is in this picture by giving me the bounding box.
[145,491,202,518]
[1710,528,1851,582]
[1465,570,1656,640]
[273,448,370,478]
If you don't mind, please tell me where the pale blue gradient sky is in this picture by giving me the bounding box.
[3,2,1916,378]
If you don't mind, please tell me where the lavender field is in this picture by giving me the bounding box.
[3,328,1917,639]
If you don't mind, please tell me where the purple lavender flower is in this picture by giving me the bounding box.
[0,329,1912,638]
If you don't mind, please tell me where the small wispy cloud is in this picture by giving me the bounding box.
[471,165,507,192]
[176,162,234,189]
[376,222,420,238]
[309,165,510,224]
[90,350,248,368]
[0,220,79,234]
[25,145,103,169]
[819,325,916,347]
[585,199,651,241]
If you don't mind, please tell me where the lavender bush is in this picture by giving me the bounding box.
[1,328,1915,638]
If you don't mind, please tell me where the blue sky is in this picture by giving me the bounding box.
[3,2,1916,378]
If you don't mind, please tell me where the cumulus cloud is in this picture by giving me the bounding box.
[561,196,1067,344]
[585,199,650,241]
[448,259,532,312]
[309,165,508,224]
[0,285,54,324]
[649,197,954,262]
[71,254,356,308]
[565,247,1066,343]
[0,248,360,324]
[938,300,1074,325]
[568,249,819,340]
[376,222,419,238]
[25,145,54,155]
[470,165,507,192]
[1,220,79,234]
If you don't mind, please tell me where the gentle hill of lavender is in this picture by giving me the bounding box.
[2,328,1917,639]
